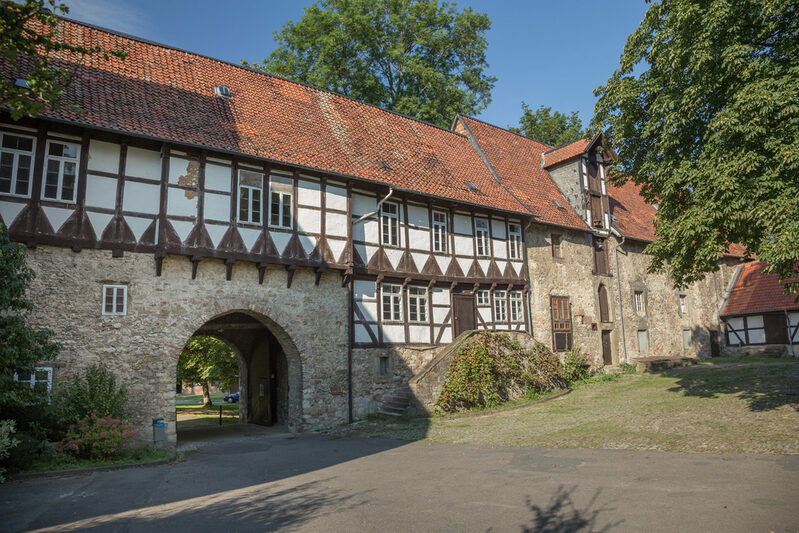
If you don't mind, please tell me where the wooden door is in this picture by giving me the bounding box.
[709,330,720,357]
[453,294,476,337]
[601,330,613,366]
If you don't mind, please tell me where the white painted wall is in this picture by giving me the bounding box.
[204,163,231,192]
[123,181,160,215]
[204,193,230,222]
[167,188,197,217]
[297,207,321,234]
[297,179,321,207]
[85,175,117,208]
[126,147,161,180]
[87,140,120,174]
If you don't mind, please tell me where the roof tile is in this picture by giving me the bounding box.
[721,261,799,316]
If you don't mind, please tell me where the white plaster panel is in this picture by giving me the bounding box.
[169,219,194,242]
[493,239,508,259]
[297,179,321,207]
[123,181,160,215]
[385,248,403,270]
[747,315,764,328]
[478,307,492,323]
[748,329,766,344]
[204,192,230,222]
[239,228,261,252]
[727,317,744,331]
[408,228,429,250]
[353,218,378,243]
[352,194,376,217]
[439,328,452,344]
[167,187,197,217]
[205,223,227,248]
[85,174,118,209]
[454,234,473,255]
[355,324,374,344]
[326,186,348,211]
[0,201,25,226]
[357,301,377,321]
[495,324,510,330]
[126,147,161,180]
[328,238,347,263]
[491,219,507,239]
[168,156,195,185]
[496,260,508,275]
[409,326,429,344]
[87,139,120,174]
[789,313,799,342]
[270,231,291,255]
[125,215,153,242]
[432,287,450,306]
[478,260,491,276]
[382,324,405,344]
[86,211,112,236]
[433,307,450,323]
[326,212,348,237]
[354,280,376,300]
[297,207,321,234]
[407,204,429,228]
[411,253,429,271]
[205,163,231,192]
[434,256,451,274]
[453,214,472,235]
[298,234,317,255]
[456,257,473,276]
[41,206,73,232]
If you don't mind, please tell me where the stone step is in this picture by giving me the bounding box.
[385,400,409,410]
[380,404,406,415]
[377,409,404,418]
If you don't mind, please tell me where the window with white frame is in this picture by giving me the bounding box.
[408,286,428,323]
[0,132,34,197]
[103,284,127,315]
[381,201,399,247]
[14,367,53,394]
[634,291,645,313]
[508,223,522,259]
[43,141,79,202]
[381,283,402,321]
[493,290,507,322]
[432,210,447,253]
[476,289,490,306]
[238,170,263,224]
[678,294,688,315]
[475,218,490,257]
[510,290,523,322]
[269,174,293,228]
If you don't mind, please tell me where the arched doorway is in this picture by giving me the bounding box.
[176,310,302,438]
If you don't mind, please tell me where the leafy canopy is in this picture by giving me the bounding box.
[245,0,496,128]
[593,0,799,292]
[177,336,238,393]
[0,222,59,414]
[0,0,127,120]
[510,103,584,147]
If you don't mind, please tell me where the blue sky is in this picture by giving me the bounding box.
[64,0,650,130]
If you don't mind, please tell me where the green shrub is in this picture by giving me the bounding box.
[3,423,52,472]
[560,347,591,383]
[435,333,566,413]
[54,365,128,425]
[620,362,637,374]
[59,413,137,459]
[0,420,19,482]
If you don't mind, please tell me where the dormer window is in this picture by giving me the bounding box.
[214,85,231,98]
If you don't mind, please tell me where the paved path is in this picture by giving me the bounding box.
[2,428,797,532]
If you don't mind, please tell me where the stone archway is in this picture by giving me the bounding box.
[176,309,303,435]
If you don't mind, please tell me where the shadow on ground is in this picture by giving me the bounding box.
[664,362,799,412]
[515,486,623,533]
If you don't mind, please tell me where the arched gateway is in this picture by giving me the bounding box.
[182,310,303,431]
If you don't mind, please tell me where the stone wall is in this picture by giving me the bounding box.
[546,162,586,220]
[23,245,349,444]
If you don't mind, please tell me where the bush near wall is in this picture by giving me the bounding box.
[435,332,568,413]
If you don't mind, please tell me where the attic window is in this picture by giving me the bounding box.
[467,182,479,193]
[214,85,232,98]
[14,78,30,89]
[379,161,392,171]
[553,200,565,210]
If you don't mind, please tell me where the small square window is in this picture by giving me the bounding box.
[551,233,562,259]
[14,366,53,394]
[476,289,490,306]
[103,284,127,315]
[43,140,80,203]
[378,356,390,377]
[678,294,688,315]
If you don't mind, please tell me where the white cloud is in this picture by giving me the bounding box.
[64,0,149,37]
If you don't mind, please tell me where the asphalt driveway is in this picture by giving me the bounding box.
[2,427,797,532]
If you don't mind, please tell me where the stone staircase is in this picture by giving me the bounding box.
[378,384,412,418]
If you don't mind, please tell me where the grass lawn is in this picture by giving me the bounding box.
[332,360,799,455]
[176,403,241,429]
[176,393,226,403]
[27,447,173,472]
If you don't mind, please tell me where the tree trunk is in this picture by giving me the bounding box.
[202,380,213,407]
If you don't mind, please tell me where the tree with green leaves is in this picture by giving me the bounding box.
[1,0,127,120]
[177,336,238,407]
[510,103,584,147]
[593,0,798,293]
[0,222,59,417]
[244,0,495,128]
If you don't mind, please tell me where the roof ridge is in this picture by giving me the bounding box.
[56,16,468,138]
[459,115,553,150]
[542,137,588,155]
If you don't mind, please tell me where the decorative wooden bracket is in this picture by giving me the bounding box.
[472,282,480,293]
[286,265,297,288]
[427,279,436,291]
[402,277,411,288]
[449,281,457,292]
[155,255,165,277]
[340,269,352,287]
[191,255,202,279]
[314,266,327,286]
[257,262,269,285]
[225,259,235,281]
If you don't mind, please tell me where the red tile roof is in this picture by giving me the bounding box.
[7,18,526,214]
[721,261,799,316]
[607,181,657,243]
[542,138,589,168]
[455,116,588,230]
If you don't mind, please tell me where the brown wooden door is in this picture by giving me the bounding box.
[453,294,476,337]
[601,330,613,366]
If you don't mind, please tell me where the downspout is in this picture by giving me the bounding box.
[786,309,796,357]
[347,187,394,423]
[610,225,627,362]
